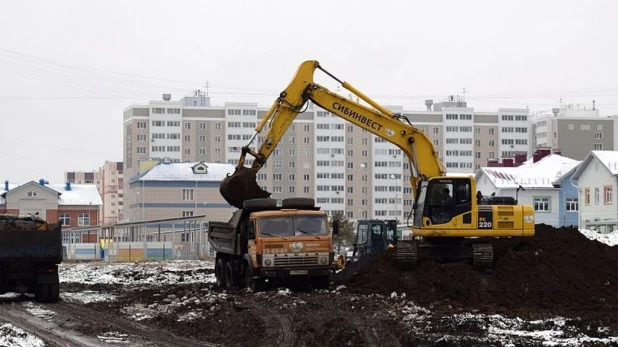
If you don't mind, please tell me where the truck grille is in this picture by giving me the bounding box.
[274,256,319,266]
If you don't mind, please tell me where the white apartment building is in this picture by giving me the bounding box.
[123,93,533,222]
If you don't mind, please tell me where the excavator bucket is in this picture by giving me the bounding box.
[220,166,271,209]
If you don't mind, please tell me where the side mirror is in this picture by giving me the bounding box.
[332,219,340,235]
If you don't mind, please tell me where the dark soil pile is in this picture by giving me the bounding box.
[335,224,618,321]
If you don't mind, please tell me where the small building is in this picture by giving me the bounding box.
[475,153,580,227]
[571,151,618,232]
[0,180,102,241]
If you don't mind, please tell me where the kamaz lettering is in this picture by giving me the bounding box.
[332,102,383,131]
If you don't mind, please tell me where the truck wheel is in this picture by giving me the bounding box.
[282,197,315,209]
[224,262,235,288]
[243,198,278,211]
[49,284,60,303]
[215,258,226,287]
[35,284,55,303]
[244,262,265,292]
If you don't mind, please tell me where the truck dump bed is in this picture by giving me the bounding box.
[208,210,243,255]
[0,215,62,261]
[0,214,62,302]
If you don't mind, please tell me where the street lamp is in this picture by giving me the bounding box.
[390,174,398,220]
[360,163,368,219]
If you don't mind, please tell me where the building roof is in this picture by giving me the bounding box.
[476,154,580,189]
[1,181,102,206]
[51,184,103,205]
[572,150,618,180]
[138,162,236,182]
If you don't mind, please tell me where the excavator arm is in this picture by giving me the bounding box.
[220,60,445,208]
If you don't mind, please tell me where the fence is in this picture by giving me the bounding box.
[62,215,215,262]
[63,241,215,262]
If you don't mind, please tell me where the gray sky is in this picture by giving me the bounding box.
[1,0,617,183]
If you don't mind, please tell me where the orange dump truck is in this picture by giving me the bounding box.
[0,214,62,302]
[208,198,339,291]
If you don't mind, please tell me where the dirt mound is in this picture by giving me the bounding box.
[335,224,618,321]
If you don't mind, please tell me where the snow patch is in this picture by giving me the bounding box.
[0,323,45,347]
[23,302,56,320]
[61,290,117,304]
[97,331,130,344]
[579,229,618,246]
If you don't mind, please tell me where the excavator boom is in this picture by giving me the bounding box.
[220,60,445,208]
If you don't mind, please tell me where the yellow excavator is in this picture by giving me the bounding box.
[220,60,535,269]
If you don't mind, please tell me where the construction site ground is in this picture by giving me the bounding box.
[1,224,618,346]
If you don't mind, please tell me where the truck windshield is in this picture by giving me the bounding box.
[259,215,329,238]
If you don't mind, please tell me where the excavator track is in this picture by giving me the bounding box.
[395,241,417,270]
[472,243,494,270]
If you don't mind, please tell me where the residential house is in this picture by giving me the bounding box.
[0,179,102,241]
[571,151,618,232]
[475,153,580,227]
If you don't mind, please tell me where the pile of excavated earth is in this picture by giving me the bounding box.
[335,224,618,325]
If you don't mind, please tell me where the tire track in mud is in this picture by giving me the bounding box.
[263,313,295,347]
[0,302,103,347]
[351,316,402,347]
[51,301,221,347]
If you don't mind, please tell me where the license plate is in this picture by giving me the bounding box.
[290,270,308,275]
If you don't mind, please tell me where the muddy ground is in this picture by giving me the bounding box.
[72,224,618,346]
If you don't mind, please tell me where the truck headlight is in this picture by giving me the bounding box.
[319,256,328,265]
[264,258,273,267]
[524,215,534,223]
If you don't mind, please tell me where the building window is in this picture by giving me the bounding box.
[78,213,90,226]
[182,211,194,217]
[594,143,603,150]
[584,188,590,205]
[565,198,578,212]
[604,186,613,204]
[27,191,38,197]
[533,197,550,212]
[182,188,194,201]
[59,213,71,226]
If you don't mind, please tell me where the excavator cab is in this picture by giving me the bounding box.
[413,177,473,229]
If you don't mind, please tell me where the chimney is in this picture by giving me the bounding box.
[39,179,48,186]
[65,180,72,191]
[533,148,552,163]
[4,180,8,191]
[514,152,527,166]
[424,99,434,111]
[593,100,596,110]
[487,159,500,167]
